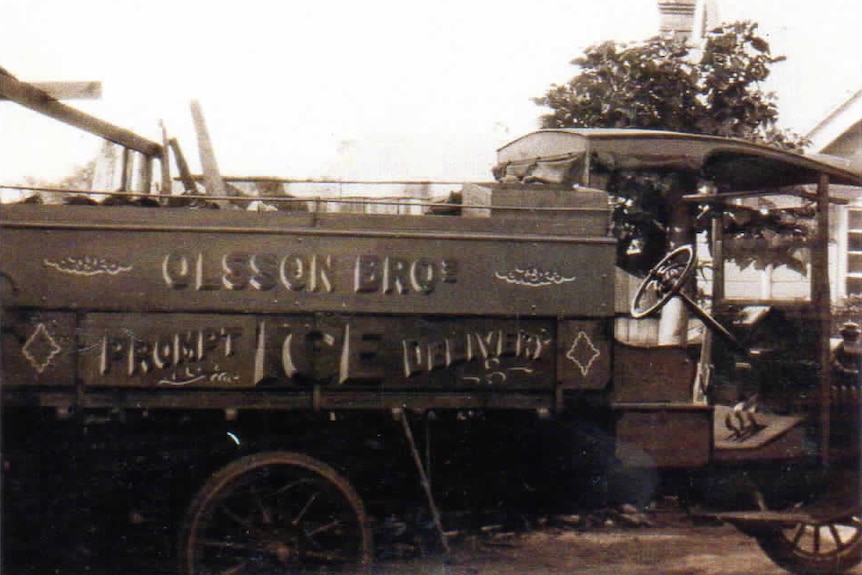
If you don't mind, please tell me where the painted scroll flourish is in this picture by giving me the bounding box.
[158,367,241,387]
[44,256,132,276]
[494,266,576,287]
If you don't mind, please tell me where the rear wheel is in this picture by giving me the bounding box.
[181,451,372,575]
[755,510,861,574]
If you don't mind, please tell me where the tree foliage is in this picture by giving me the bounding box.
[534,21,807,151]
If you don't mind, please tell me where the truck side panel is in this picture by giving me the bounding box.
[1,200,614,412]
[1,205,613,317]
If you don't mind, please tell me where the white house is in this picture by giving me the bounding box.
[807,90,862,299]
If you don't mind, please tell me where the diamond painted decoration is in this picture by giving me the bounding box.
[566,331,600,377]
[22,323,62,374]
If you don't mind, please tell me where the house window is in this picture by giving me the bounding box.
[848,207,862,296]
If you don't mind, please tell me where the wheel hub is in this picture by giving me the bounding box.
[273,542,292,564]
[262,529,299,564]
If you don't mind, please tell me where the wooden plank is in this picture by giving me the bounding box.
[705,510,815,527]
[169,138,199,194]
[3,388,553,412]
[615,406,712,467]
[0,311,565,409]
[612,343,697,402]
[0,81,102,101]
[0,203,611,240]
[190,99,230,196]
[0,72,161,157]
[189,175,480,185]
[0,221,614,316]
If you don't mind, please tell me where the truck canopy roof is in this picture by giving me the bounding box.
[495,129,862,192]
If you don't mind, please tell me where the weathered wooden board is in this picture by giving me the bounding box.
[73,314,559,389]
[0,205,615,318]
[4,307,613,407]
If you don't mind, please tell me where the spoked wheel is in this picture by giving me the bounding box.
[181,451,372,575]
[755,510,862,574]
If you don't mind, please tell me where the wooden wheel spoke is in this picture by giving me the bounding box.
[198,538,253,551]
[301,548,351,563]
[755,503,861,574]
[220,560,249,575]
[249,483,273,524]
[291,490,320,527]
[273,478,314,523]
[812,525,821,554]
[219,505,254,530]
[306,518,342,539]
[790,524,805,547]
[273,477,313,497]
[829,524,844,549]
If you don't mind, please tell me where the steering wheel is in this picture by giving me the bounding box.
[630,245,696,319]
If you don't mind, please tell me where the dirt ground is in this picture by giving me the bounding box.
[5,521,862,575]
[373,523,862,575]
[4,500,861,575]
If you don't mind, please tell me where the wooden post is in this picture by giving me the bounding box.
[658,191,695,346]
[138,154,153,194]
[159,121,172,196]
[712,209,725,302]
[169,138,199,195]
[189,100,230,197]
[120,147,131,192]
[814,173,832,467]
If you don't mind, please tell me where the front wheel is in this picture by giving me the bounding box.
[754,511,861,574]
[180,451,372,575]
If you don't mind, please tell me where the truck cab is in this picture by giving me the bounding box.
[494,128,861,574]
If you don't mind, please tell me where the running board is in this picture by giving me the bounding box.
[701,506,860,529]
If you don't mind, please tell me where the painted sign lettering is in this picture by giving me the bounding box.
[99,327,242,377]
[80,315,256,388]
[162,251,335,292]
[80,315,557,390]
[162,250,458,295]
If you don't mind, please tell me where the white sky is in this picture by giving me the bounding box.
[1,0,860,185]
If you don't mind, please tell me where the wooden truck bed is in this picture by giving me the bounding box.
[1,189,614,413]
